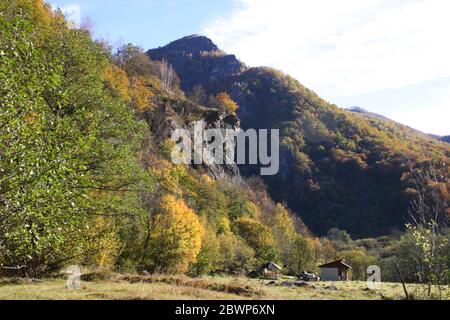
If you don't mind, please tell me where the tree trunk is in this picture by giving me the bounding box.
[395,263,409,300]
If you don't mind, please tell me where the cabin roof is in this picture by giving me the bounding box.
[318,260,352,269]
[261,261,283,271]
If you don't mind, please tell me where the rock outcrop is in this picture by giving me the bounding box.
[145,96,241,180]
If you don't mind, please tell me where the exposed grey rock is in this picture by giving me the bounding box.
[145,98,242,181]
[324,285,339,291]
[280,281,314,288]
[281,281,295,287]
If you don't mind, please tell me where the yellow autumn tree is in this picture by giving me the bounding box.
[150,162,189,197]
[104,65,155,112]
[269,204,297,265]
[130,76,155,112]
[148,195,204,273]
[272,204,296,240]
[103,64,131,103]
[215,92,239,114]
[85,216,120,270]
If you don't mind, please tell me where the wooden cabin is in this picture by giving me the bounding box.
[260,262,283,279]
[318,260,352,281]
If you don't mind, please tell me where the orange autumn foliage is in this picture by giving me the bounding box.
[130,76,155,112]
[103,65,155,112]
[215,92,239,114]
[103,64,131,103]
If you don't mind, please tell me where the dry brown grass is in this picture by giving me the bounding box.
[0,274,448,300]
[118,274,259,297]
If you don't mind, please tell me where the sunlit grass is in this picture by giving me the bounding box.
[0,275,448,300]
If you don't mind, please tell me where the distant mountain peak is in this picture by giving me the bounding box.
[348,106,369,113]
[149,35,219,57]
[147,35,245,92]
[348,106,389,120]
[440,135,450,143]
[181,34,209,41]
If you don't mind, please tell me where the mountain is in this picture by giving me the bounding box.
[148,35,246,92]
[1,1,316,277]
[349,107,448,144]
[428,134,450,144]
[148,36,450,238]
[348,107,450,144]
[348,106,389,121]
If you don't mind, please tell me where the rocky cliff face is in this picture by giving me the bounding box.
[146,96,241,180]
[141,50,253,181]
[202,111,241,179]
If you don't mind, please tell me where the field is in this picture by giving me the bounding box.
[0,274,448,300]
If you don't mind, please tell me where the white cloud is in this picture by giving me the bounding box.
[203,0,450,134]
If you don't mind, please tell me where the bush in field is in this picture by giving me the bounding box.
[341,249,378,281]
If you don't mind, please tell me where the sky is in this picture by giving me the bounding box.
[48,0,235,49]
[48,0,449,135]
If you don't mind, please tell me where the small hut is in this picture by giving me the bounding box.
[259,262,283,279]
[318,260,352,281]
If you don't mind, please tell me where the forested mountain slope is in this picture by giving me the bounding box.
[148,36,450,238]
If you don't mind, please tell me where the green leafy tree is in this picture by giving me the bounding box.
[0,4,151,276]
[234,217,278,264]
[287,236,317,275]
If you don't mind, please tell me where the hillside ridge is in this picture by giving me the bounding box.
[148,36,450,238]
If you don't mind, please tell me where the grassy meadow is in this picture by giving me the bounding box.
[0,274,448,300]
